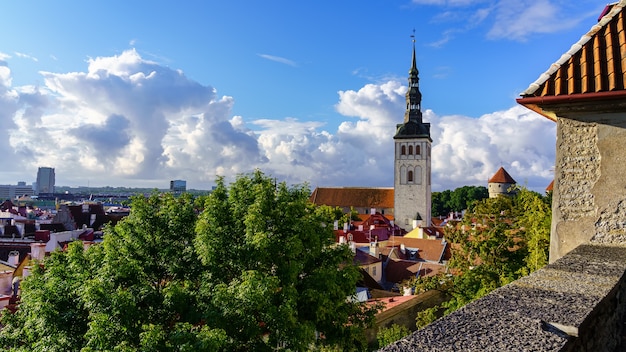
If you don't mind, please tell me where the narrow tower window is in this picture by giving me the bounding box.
[408,145,413,155]
[401,145,406,155]
[408,170,414,183]
[416,145,421,155]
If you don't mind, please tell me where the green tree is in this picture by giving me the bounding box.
[1,173,378,351]
[0,193,228,351]
[431,190,451,217]
[440,187,550,315]
[376,324,411,348]
[415,307,439,329]
[0,241,97,351]
[80,192,225,351]
[194,170,377,351]
[516,188,551,273]
[432,186,488,217]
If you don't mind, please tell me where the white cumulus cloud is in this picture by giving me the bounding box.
[0,51,555,192]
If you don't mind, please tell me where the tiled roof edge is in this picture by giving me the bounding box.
[520,1,625,96]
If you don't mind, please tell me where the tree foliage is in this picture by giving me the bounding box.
[376,324,411,349]
[420,187,551,322]
[432,186,488,217]
[0,171,376,351]
[195,171,377,351]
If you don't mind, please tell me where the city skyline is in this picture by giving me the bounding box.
[0,1,606,192]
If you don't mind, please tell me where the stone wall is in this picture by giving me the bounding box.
[379,243,626,352]
[551,113,626,262]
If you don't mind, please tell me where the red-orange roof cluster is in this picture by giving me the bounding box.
[309,187,394,208]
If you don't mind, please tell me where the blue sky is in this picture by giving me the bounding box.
[0,0,607,192]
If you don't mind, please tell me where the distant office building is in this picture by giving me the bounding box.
[36,167,55,195]
[170,180,186,194]
[0,182,34,200]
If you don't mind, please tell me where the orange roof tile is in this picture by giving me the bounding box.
[385,236,449,262]
[309,187,393,209]
[517,1,626,119]
[354,249,381,266]
[488,167,516,184]
[384,259,447,283]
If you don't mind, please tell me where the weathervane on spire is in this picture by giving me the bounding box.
[411,28,416,43]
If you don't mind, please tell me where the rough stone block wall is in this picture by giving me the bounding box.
[556,118,599,222]
[379,244,626,352]
[552,115,626,262]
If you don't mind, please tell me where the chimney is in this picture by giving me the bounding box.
[7,251,19,266]
[343,222,349,233]
[400,243,406,254]
[30,242,46,261]
[333,220,339,231]
[0,271,12,296]
[369,239,379,257]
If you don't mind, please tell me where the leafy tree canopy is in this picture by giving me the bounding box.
[0,171,376,351]
[415,187,551,327]
[432,186,488,217]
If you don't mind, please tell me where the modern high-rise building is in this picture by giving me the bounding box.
[393,39,432,230]
[170,180,186,194]
[36,167,55,195]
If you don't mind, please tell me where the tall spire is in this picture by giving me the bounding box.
[405,29,423,124]
[394,30,430,140]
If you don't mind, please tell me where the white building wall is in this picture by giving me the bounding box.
[394,139,431,230]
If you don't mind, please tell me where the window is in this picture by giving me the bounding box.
[408,145,413,155]
[416,145,421,155]
[408,170,414,182]
[372,266,377,277]
[401,145,406,155]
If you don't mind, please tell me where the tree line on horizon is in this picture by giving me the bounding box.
[431,186,489,218]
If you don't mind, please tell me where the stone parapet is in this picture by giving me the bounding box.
[379,243,626,351]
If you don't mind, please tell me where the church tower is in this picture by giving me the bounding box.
[393,37,432,230]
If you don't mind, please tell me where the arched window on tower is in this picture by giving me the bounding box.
[401,145,406,155]
[408,170,414,183]
[416,145,421,155]
[408,145,413,155]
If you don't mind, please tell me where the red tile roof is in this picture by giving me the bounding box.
[335,229,382,244]
[385,236,450,262]
[353,249,381,266]
[309,187,393,209]
[517,1,626,120]
[488,167,516,184]
[384,259,447,284]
